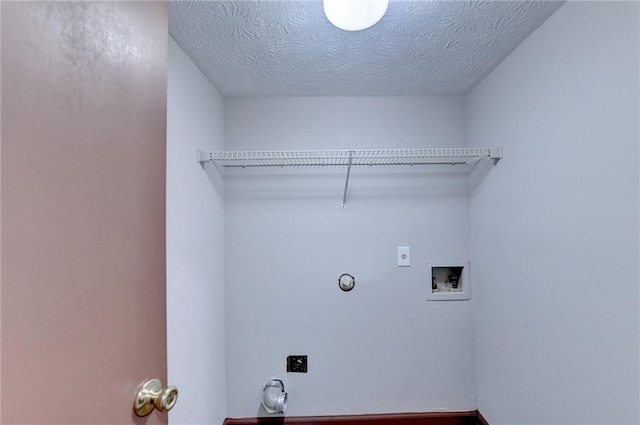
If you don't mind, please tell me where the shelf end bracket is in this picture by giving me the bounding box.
[489,146,503,163]
[197,150,212,164]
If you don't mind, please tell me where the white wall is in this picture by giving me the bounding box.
[167,37,226,425]
[465,2,639,424]
[224,97,477,417]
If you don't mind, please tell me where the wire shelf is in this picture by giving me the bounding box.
[197,147,502,209]
[199,147,502,168]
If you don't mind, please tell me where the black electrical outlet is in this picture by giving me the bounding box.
[287,355,307,373]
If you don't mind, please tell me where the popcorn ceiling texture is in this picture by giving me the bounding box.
[169,0,563,96]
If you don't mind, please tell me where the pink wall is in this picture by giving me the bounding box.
[1,2,168,424]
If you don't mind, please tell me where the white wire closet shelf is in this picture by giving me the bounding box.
[197,147,502,168]
[197,147,503,209]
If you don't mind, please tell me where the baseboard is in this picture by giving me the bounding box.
[475,411,490,425]
[225,411,489,425]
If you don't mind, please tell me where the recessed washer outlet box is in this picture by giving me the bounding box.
[427,261,470,301]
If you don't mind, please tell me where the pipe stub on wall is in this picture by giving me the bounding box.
[262,378,288,414]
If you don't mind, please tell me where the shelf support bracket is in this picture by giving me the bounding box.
[197,150,212,164]
[341,152,353,210]
[489,146,503,164]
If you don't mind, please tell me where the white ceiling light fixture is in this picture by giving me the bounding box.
[323,0,389,31]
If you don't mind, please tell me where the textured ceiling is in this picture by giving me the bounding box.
[169,0,563,96]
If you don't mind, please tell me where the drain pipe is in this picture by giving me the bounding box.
[262,379,288,414]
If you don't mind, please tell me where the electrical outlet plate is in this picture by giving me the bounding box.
[286,355,307,373]
[398,247,410,267]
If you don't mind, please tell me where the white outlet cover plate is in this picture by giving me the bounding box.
[398,247,410,267]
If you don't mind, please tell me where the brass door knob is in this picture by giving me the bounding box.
[134,378,178,416]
